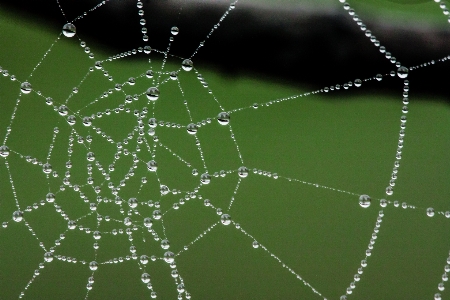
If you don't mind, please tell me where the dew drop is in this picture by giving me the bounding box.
[161,239,170,249]
[170,27,179,36]
[359,194,371,208]
[87,152,95,161]
[238,166,249,178]
[46,193,55,203]
[62,23,76,37]
[58,105,68,116]
[354,79,362,87]
[146,87,159,101]
[147,160,158,172]
[221,214,231,225]
[144,217,153,228]
[12,210,24,222]
[20,82,32,94]
[164,251,175,263]
[89,261,98,271]
[128,198,138,208]
[200,173,211,184]
[44,252,53,262]
[160,185,169,195]
[43,163,52,174]
[141,273,151,283]
[0,145,10,158]
[68,220,77,229]
[217,112,230,125]
[397,66,409,78]
[182,59,193,71]
[187,123,198,135]
[427,207,435,217]
[252,241,259,248]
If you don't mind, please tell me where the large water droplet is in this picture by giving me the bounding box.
[238,166,249,178]
[217,112,230,125]
[164,251,175,263]
[147,160,157,172]
[427,207,435,217]
[359,194,371,208]
[44,252,54,262]
[146,87,159,101]
[0,145,10,158]
[128,198,138,208]
[46,193,55,203]
[187,123,198,135]
[170,27,179,36]
[43,163,52,174]
[200,173,211,184]
[221,214,231,225]
[144,217,153,228]
[141,273,151,283]
[182,59,193,71]
[12,210,24,222]
[89,261,98,271]
[62,23,76,37]
[160,185,169,195]
[397,66,409,79]
[20,82,32,94]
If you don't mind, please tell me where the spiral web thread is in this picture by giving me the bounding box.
[0,0,449,299]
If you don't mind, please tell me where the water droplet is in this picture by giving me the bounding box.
[354,79,362,87]
[221,214,231,225]
[43,163,52,174]
[187,123,198,135]
[12,210,23,222]
[161,239,170,249]
[20,82,32,94]
[44,252,53,262]
[146,87,159,101]
[169,71,177,80]
[252,241,259,248]
[147,160,158,172]
[87,152,95,161]
[170,27,179,35]
[89,261,98,271]
[93,231,101,240]
[375,74,383,81]
[128,198,138,208]
[46,193,55,203]
[58,105,68,116]
[200,173,211,184]
[140,255,149,264]
[380,199,387,207]
[160,185,169,195]
[427,207,435,217]
[146,70,154,78]
[68,220,77,229]
[397,66,409,78]
[144,217,153,228]
[152,210,162,220]
[359,194,371,208]
[67,115,76,126]
[238,166,249,178]
[82,117,92,126]
[164,251,175,263]
[62,23,76,37]
[0,145,10,157]
[141,273,151,283]
[386,186,393,195]
[182,59,193,71]
[217,112,230,125]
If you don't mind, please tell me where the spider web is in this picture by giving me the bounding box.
[0,0,450,299]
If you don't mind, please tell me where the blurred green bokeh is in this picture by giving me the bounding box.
[0,2,449,300]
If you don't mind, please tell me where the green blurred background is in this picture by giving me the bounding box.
[0,1,450,299]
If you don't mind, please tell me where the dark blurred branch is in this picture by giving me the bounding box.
[2,0,450,101]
